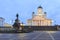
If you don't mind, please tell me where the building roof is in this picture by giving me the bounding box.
[4,23,12,27]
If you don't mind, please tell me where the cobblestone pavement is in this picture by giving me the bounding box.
[0,31,60,40]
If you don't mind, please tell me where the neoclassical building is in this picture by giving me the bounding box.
[0,17,5,26]
[27,6,52,26]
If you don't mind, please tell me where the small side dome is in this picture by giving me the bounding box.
[44,12,47,14]
[38,6,43,9]
[32,12,35,14]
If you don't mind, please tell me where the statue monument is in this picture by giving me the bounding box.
[13,14,20,30]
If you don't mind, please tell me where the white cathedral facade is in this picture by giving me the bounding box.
[27,6,52,26]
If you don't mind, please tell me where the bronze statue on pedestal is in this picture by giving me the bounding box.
[13,14,20,30]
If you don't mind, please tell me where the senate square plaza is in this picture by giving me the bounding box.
[0,6,60,40]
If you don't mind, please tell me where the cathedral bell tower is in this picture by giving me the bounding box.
[37,6,44,16]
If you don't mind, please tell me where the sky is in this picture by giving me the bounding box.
[0,0,60,25]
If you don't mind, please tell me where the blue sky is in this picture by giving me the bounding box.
[0,0,60,25]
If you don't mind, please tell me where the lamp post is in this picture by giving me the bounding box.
[54,20,56,26]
